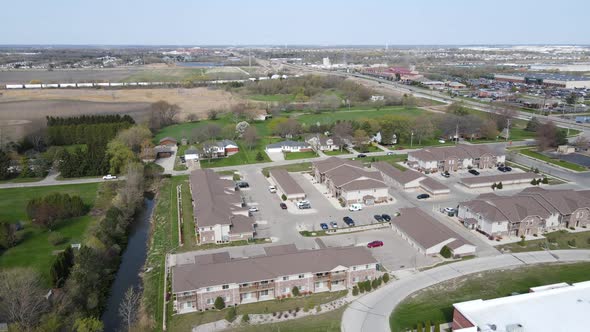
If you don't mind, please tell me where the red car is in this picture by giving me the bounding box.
[280,202,287,210]
[367,240,384,248]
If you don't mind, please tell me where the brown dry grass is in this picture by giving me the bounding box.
[0,87,244,120]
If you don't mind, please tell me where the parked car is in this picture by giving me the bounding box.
[329,221,338,228]
[343,216,355,227]
[279,202,287,210]
[320,223,329,230]
[417,193,430,200]
[505,166,512,172]
[297,200,311,209]
[443,207,456,213]
[237,181,249,188]
[102,174,117,180]
[441,171,450,178]
[498,166,508,172]
[248,207,259,212]
[367,240,384,248]
[468,169,480,176]
[373,214,384,222]
[348,203,363,212]
[386,151,394,156]
[357,153,367,158]
[438,139,446,144]
[381,214,391,222]
[268,185,277,193]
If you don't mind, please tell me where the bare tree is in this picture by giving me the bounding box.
[114,163,145,218]
[412,118,435,145]
[203,123,222,139]
[230,103,248,122]
[119,287,141,332]
[149,101,180,130]
[207,109,221,120]
[480,119,499,140]
[353,129,369,148]
[332,121,353,150]
[0,268,49,330]
[243,126,259,150]
[116,126,152,153]
[536,121,558,151]
[573,135,589,150]
[492,104,517,130]
[276,118,302,138]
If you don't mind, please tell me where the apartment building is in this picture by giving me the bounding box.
[408,145,505,172]
[458,188,590,237]
[171,245,378,314]
[189,169,255,244]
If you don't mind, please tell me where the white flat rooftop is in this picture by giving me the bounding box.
[454,281,590,332]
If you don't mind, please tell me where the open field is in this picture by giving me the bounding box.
[389,262,590,332]
[169,291,347,331]
[0,183,100,284]
[295,107,430,125]
[498,230,590,252]
[0,87,243,122]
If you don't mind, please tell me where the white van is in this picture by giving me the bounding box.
[348,203,363,212]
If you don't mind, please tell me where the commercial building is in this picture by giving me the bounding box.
[408,145,505,173]
[373,161,450,195]
[458,188,590,237]
[391,208,476,257]
[494,72,590,89]
[452,281,590,332]
[171,245,378,314]
[459,172,540,189]
[269,168,306,201]
[312,157,389,205]
[189,169,255,245]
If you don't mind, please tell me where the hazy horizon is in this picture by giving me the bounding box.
[0,0,588,45]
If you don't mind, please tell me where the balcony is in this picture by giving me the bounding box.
[331,271,347,280]
[239,281,275,293]
[314,274,330,282]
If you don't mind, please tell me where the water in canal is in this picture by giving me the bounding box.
[101,195,155,331]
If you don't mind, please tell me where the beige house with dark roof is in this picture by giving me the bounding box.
[189,169,255,244]
[269,168,306,201]
[312,157,388,205]
[408,144,505,172]
[171,245,378,314]
[392,208,476,256]
[458,188,590,237]
[373,161,450,195]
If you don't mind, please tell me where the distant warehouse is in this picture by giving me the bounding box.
[494,72,590,89]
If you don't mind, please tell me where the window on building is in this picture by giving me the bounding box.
[298,274,304,279]
[261,280,268,284]
[283,287,290,294]
[353,277,359,282]
[222,285,229,290]
[225,296,230,302]
[206,287,212,292]
[206,298,213,305]
[260,290,269,297]
[282,276,288,281]
[301,286,306,291]
[241,283,249,287]
[365,264,369,269]
[352,266,357,271]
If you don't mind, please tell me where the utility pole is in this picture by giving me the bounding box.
[455,122,459,145]
[410,130,414,148]
[505,118,511,142]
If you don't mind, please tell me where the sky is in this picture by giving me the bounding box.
[1,0,589,45]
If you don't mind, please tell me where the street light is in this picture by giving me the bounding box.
[410,131,414,148]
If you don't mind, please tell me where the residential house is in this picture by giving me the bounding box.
[408,145,505,172]
[373,161,450,195]
[269,169,306,201]
[265,140,312,153]
[306,134,340,152]
[189,169,255,244]
[171,245,379,314]
[457,188,590,237]
[459,172,540,189]
[312,157,389,205]
[199,140,240,159]
[371,132,397,145]
[154,145,173,159]
[184,147,199,161]
[392,208,476,257]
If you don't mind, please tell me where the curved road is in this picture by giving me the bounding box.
[341,249,590,332]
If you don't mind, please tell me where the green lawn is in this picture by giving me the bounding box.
[356,145,381,153]
[284,151,319,160]
[226,305,346,332]
[0,183,100,284]
[262,163,312,177]
[363,154,408,166]
[169,291,347,331]
[200,140,272,168]
[519,148,588,172]
[324,149,350,156]
[248,94,296,102]
[498,230,590,253]
[296,107,429,126]
[0,176,44,184]
[390,262,590,332]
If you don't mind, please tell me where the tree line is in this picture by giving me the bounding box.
[26,193,88,230]
[47,122,133,146]
[46,114,135,127]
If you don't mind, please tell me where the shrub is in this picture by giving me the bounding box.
[497,182,503,189]
[316,305,322,312]
[542,177,549,184]
[491,182,497,190]
[292,286,300,297]
[365,280,372,292]
[434,323,441,332]
[440,245,452,258]
[417,322,423,332]
[214,296,225,310]
[425,321,432,332]
[547,236,556,243]
[383,273,390,283]
[225,306,237,322]
[48,232,65,246]
[255,152,265,161]
[586,237,590,245]
[518,236,526,247]
[352,286,359,296]
[371,279,379,289]
[281,194,287,201]
[358,282,365,293]
[568,239,577,247]
[530,178,537,186]
[534,167,540,174]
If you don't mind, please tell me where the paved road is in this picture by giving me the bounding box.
[341,249,590,332]
[0,169,122,189]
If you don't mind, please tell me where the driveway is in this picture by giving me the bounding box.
[341,249,590,332]
[266,151,284,162]
[155,146,177,173]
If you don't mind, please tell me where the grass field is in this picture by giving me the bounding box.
[262,163,312,177]
[390,262,590,332]
[199,140,272,168]
[248,94,296,102]
[498,230,590,253]
[0,183,100,284]
[225,305,346,332]
[169,291,347,331]
[324,149,350,156]
[519,148,588,172]
[295,107,429,126]
[284,151,319,160]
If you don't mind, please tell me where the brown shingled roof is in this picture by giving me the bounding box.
[269,168,305,196]
[460,172,538,186]
[373,161,424,185]
[312,157,363,174]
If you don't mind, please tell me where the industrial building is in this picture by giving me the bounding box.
[494,73,590,89]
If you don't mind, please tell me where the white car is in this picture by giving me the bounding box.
[348,203,363,212]
[443,207,456,213]
[268,185,277,193]
[102,174,117,180]
[248,207,259,212]
[386,151,394,155]
[438,139,446,144]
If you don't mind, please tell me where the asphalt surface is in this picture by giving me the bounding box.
[341,249,590,332]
